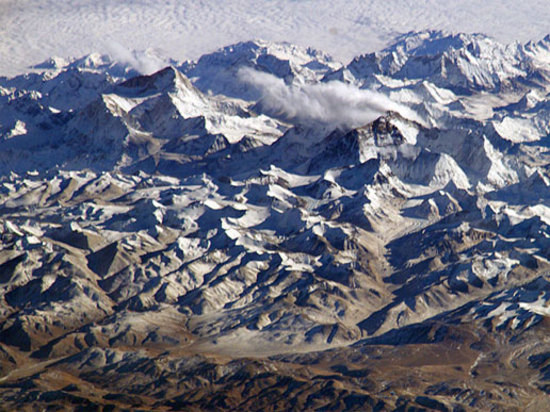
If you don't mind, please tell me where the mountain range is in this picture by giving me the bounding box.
[2,30,550,410]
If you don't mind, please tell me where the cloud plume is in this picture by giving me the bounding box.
[104,41,167,74]
[238,67,423,129]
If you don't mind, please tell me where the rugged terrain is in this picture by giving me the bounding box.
[2,31,550,410]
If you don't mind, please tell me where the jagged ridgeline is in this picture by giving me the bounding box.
[2,31,550,410]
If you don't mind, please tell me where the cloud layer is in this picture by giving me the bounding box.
[238,67,423,129]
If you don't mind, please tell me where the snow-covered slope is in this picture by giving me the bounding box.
[3,33,550,410]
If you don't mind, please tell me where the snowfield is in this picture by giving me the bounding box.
[3,0,550,76]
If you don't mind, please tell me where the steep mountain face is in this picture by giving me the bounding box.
[2,31,550,410]
[327,31,550,94]
[180,40,341,100]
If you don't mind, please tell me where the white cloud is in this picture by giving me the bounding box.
[238,67,424,129]
[104,41,167,74]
